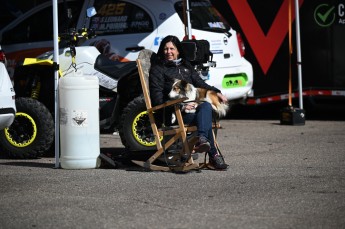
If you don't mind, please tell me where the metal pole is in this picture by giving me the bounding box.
[186,0,192,39]
[52,0,60,168]
[288,0,292,106]
[294,0,303,109]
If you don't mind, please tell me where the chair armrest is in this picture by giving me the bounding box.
[148,97,188,112]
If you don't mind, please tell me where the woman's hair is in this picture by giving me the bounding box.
[156,35,186,62]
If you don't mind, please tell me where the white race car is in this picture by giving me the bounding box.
[1,0,253,102]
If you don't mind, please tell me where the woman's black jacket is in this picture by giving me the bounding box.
[149,59,221,107]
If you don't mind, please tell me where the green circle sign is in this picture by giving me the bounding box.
[314,4,336,27]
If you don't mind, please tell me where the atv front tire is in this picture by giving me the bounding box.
[0,97,54,158]
[119,96,158,151]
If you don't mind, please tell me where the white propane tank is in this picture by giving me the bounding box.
[59,71,100,169]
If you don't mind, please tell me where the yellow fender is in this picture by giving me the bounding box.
[23,58,62,76]
[23,58,53,66]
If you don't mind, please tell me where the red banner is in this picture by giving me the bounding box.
[227,0,304,74]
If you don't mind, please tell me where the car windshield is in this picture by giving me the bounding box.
[175,0,231,32]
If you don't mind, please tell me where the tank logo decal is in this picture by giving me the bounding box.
[72,110,88,127]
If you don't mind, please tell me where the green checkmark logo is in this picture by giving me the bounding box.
[314,4,336,27]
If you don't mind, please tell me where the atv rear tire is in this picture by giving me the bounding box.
[118,96,158,151]
[0,97,54,158]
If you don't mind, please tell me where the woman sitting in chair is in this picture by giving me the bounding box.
[149,35,228,170]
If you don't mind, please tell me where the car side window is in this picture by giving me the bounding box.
[90,0,153,35]
[2,1,83,45]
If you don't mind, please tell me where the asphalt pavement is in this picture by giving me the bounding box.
[1,119,345,229]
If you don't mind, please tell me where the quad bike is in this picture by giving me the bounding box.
[0,26,151,159]
[0,9,215,159]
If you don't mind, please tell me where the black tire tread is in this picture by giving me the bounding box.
[0,97,54,159]
[118,96,156,151]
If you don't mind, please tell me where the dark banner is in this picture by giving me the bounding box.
[212,0,345,97]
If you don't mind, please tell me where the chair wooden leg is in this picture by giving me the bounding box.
[131,160,171,172]
[131,132,201,172]
[132,156,200,172]
[146,133,180,164]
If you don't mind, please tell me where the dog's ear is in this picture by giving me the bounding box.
[181,80,188,88]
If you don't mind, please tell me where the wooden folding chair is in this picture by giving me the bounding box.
[131,49,201,172]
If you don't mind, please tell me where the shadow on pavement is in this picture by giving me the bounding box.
[99,147,204,173]
[0,160,56,168]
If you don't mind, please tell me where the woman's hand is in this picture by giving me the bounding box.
[183,102,198,111]
[217,92,228,103]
